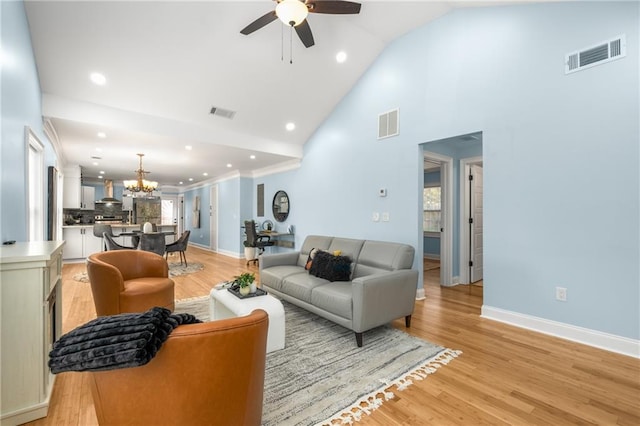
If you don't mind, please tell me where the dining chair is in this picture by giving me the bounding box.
[103,232,135,251]
[139,233,166,256]
[165,230,191,266]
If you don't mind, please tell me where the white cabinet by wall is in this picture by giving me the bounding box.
[62,166,81,209]
[62,227,103,260]
[81,185,95,210]
[0,241,65,425]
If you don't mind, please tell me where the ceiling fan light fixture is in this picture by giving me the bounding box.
[276,0,308,27]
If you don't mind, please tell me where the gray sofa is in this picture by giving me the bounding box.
[259,235,418,347]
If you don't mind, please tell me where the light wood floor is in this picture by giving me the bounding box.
[27,247,639,425]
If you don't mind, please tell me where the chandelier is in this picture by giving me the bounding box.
[123,153,158,193]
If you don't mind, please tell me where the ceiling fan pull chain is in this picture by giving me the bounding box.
[290,25,293,64]
[281,23,284,62]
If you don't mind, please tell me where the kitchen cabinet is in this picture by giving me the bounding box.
[0,241,65,425]
[62,166,81,209]
[81,185,95,210]
[62,227,103,260]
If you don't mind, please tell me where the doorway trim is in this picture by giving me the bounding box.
[209,185,218,252]
[459,156,483,284]
[423,150,454,288]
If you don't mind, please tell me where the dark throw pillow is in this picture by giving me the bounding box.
[309,250,352,282]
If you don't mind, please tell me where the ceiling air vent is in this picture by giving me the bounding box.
[378,108,399,139]
[565,34,626,74]
[210,106,236,120]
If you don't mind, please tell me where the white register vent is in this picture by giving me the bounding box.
[565,34,626,74]
[378,108,399,139]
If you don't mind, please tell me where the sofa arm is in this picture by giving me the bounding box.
[259,251,300,270]
[351,269,419,333]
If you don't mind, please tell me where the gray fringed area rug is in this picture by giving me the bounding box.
[72,262,204,282]
[174,296,462,425]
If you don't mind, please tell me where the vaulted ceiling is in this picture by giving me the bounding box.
[24,1,530,188]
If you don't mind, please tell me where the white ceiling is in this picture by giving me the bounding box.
[24,0,528,188]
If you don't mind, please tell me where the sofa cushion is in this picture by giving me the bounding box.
[297,236,333,267]
[327,238,364,265]
[260,265,305,291]
[353,241,415,278]
[309,250,352,282]
[311,282,353,320]
[281,273,329,304]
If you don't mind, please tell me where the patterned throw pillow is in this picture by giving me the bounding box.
[309,250,352,282]
[305,248,320,270]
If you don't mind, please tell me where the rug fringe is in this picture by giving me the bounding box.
[316,348,462,425]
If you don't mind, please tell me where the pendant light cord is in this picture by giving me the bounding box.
[290,25,293,64]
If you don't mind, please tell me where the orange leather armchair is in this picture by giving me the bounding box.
[89,309,269,426]
[87,250,175,316]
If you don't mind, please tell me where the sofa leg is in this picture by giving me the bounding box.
[355,332,363,347]
[405,315,412,328]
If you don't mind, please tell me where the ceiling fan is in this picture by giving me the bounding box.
[240,0,362,48]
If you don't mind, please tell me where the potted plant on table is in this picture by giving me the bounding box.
[233,272,256,296]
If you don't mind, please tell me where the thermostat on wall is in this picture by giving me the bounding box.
[379,188,387,197]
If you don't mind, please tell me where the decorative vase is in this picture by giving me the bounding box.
[249,282,257,293]
[244,247,257,261]
[143,222,153,234]
[239,286,251,296]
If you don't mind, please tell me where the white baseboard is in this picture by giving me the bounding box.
[482,305,640,358]
[415,288,425,300]
[187,242,242,259]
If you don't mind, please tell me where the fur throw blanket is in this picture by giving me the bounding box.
[49,307,201,373]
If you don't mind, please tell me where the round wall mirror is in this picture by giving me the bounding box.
[272,190,290,222]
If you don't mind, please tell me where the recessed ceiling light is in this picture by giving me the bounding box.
[227,163,232,168]
[99,171,105,174]
[285,122,295,131]
[336,51,347,63]
[90,72,106,86]
[203,172,208,176]
[97,175,103,179]
[92,162,99,166]
[97,132,106,138]
[185,145,192,150]
[179,181,183,185]
[250,155,256,160]
[188,178,194,182]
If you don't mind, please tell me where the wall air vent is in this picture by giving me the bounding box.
[210,106,236,120]
[565,34,626,74]
[378,108,399,139]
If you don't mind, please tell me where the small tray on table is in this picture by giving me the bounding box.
[227,286,268,299]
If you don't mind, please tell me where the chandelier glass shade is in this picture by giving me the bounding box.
[123,153,158,193]
[275,0,308,26]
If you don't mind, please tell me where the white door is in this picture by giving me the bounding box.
[470,165,483,283]
[209,185,218,252]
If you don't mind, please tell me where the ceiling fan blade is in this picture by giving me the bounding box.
[308,1,361,15]
[240,11,278,35]
[295,19,315,48]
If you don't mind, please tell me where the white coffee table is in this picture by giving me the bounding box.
[209,287,285,353]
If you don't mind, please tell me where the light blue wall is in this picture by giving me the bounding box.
[254,2,640,340]
[1,1,56,242]
[183,186,210,247]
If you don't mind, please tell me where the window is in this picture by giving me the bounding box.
[27,128,45,241]
[423,186,441,233]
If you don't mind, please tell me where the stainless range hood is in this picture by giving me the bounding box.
[96,179,122,204]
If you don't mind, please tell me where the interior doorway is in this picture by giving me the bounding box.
[460,157,484,291]
[422,151,453,287]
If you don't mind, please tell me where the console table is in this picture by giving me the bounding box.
[0,241,65,425]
